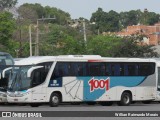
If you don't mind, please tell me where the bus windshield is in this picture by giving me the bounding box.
[0,54,14,66]
[8,66,32,92]
[0,53,14,91]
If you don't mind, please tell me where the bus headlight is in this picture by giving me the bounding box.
[7,91,29,97]
[15,92,28,97]
[0,93,7,97]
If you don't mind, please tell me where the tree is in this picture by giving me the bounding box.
[142,12,160,25]
[44,24,83,55]
[120,10,142,28]
[90,8,120,33]
[18,5,38,23]
[0,0,17,11]
[110,35,159,57]
[20,3,71,25]
[87,35,123,56]
[0,12,15,46]
[87,35,158,57]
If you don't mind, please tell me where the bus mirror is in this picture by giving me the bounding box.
[27,66,43,78]
[2,67,12,78]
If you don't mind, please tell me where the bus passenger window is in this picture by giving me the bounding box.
[31,68,45,87]
[111,65,114,76]
[138,64,154,76]
[87,63,101,76]
[126,64,138,76]
[69,63,85,76]
[106,64,111,76]
[100,64,106,76]
[120,65,124,76]
[77,65,84,76]
[0,59,6,65]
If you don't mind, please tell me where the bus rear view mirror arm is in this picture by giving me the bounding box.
[2,67,12,78]
[27,66,44,78]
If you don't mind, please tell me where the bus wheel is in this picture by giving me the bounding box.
[100,101,113,106]
[30,103,40,107]
[118,92,132,106]
[49,93,60,107]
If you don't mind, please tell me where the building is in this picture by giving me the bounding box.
[117,23,160,45]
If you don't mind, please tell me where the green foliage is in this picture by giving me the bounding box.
[0,0,17,11]
[91,8,160,32]
[43,24,83,55]
[87,35,123,56]
[120,10,142,28]
[86,35,158,57]
[142,12,160,25]
[0,12,15,46]
[20,3,45,20]
[0,3,159,58]
[90,8,120,33]
[112,39,158,57]
[18,5,38,23]
[20,3,71,25]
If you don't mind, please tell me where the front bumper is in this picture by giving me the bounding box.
[0,96,7,103]
[7,92,32,103]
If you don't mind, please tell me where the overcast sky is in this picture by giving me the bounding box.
[18,0,160,20]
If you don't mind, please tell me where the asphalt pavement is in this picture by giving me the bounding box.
[0,102,159,120]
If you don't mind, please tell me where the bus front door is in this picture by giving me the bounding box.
[156,67,160,101]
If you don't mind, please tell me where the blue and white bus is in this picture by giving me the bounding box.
[7,55,156,107]
[0,52,14,102]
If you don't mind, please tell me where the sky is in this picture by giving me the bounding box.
[18,0,160,20]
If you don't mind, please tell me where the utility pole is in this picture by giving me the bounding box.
[29,25,32,56]
[82,19,87,45]
[35,17,56,56]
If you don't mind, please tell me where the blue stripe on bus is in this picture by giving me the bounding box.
[77,76,146,101]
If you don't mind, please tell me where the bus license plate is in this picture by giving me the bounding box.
[14,99,18,101]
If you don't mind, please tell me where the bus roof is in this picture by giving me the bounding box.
[14,55,156,66]
[0,52,11,55]
[14,56,56,65]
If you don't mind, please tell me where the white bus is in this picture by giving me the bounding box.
[7,55,156,107]
[0,52,14,103]
[154,59,160,102]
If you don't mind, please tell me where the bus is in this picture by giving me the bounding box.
[153,59,160,102]
[7,55,156,107]
[0,52,14,103]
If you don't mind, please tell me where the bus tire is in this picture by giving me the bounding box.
[49,93,60,107]
[118,92,132,106]
[100,101,113,106]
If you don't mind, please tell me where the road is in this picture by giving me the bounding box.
[0,102,160,120]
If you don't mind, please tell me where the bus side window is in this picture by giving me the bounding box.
[106,63,111,76]
[100,63,106,76]
[120,64,124,76]
[77,64,84,76]
[31,68,45,87]
[138,64,154,76]
[111,64,115,76]
[87,63,101,76]
[71,63,85,76]
[51,62,70,79]
[0,59,6,65]
[125,64,138,76]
